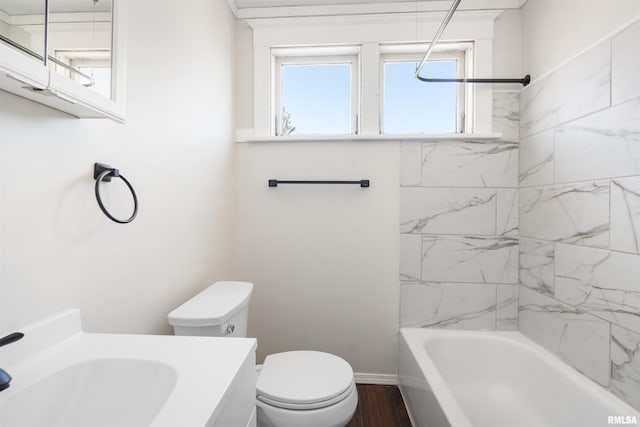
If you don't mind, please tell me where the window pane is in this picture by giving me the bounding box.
[384,61,457,134]
[282,63,351,135]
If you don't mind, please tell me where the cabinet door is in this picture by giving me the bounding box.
[0,0,49,95]
[0,0,47,62]
[47,0,113,99]
[46,0,127,121]
[0,0,126,122]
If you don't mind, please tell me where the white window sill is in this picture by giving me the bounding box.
[236,133,503,143]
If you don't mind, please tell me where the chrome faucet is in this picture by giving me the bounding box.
[0,332,24,392]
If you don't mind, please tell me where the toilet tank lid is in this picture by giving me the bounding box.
[167,281,253,327]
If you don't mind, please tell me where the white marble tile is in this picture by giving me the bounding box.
[400,233,421,281]
[400,282,496,330]
[519,238,555,296]
[555,243,640,334]
[611,177,640,254]
[519,130,554,187]
[421,140,518,188]
[400,187,497,235]
[612,20,640,106]
[400,142,422,186]
[518,287,611,387]
[493,91,519,141]
[611,324,640,411]
[554,98,640,183]
[497,284,518,330]
[520,40,611,138]
[400,282,436,328]
[497,189,518,236]
[421,235,518,284]
[520,182,610,248]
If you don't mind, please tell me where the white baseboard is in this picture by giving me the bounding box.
[354,372,398,385]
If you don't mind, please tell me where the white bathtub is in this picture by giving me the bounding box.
[399,328,640,427]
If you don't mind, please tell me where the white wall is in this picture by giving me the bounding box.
[521,0,640,79]
[234,20,254,132]
[235,141,400,376]
[0,0,237,334]
[493,9,522,85]
[232,8,522,377]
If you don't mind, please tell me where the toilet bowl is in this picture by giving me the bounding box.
[256,351,358,427]
[168,281,358,427]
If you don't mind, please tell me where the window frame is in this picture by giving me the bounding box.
[248,13,500,139]
[272,46,360,136]
[379,43,471,134]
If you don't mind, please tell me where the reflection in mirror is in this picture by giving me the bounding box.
[48,0,113,99]
[0,0,47,61]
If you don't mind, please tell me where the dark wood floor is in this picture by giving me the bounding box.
[346,384,413,427]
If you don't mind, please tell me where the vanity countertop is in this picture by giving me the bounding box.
[0,309,257,426]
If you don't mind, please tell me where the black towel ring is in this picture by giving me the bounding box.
[93,163,138,224]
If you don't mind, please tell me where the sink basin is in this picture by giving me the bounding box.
[0,309,257,427]
[0,359,177,427]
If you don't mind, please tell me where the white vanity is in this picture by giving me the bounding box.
[0,310,257,427]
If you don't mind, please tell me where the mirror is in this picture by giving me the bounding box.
[0,0,47,61]
[0,0,124,121]
[48,0,113,99]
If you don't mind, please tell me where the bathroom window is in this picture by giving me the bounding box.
[380,45,469,134]
[273,46,360,136]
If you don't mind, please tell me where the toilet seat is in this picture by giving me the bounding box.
[255,384,358,427]
[256,351,355,410]
[258,381,356,410]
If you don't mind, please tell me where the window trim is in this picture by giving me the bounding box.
[379,45,470,134]
[247,12,500,139]
[272,47,360,136]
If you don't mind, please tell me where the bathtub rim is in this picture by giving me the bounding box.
[399,327,640,427]
[400,328,473,427]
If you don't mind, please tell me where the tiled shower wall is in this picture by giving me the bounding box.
[399,90,520,331]
[518,19,640,410]
[399,17,640,412]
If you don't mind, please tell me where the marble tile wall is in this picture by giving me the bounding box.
[399,91,520,332]
[518,18,640,411]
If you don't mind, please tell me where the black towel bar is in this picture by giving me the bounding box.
[268,179,370,188]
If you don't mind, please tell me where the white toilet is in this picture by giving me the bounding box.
[168,281,358,427]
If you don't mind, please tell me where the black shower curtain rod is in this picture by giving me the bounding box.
[415,0,530,87]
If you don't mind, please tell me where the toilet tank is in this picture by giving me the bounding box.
[168,281,253,338]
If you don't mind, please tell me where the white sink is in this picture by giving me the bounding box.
[0,310,257,427]
[0,359,177,427]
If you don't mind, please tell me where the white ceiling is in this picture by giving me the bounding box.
[233,0,438,7]
[230,0,527,17]
[233,0,529,8]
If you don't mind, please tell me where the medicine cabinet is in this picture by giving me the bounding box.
[0,0,126,122]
